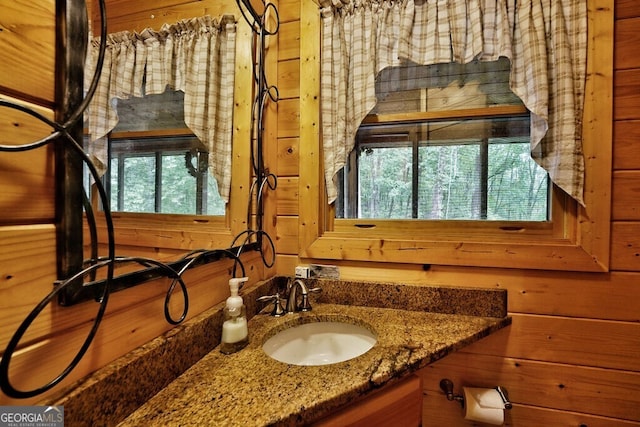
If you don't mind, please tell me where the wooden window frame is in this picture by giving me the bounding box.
[298,0,612,272]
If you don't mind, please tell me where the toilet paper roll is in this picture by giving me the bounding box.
[463,387,505,425]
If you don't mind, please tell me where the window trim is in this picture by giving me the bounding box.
[298,0,612,272]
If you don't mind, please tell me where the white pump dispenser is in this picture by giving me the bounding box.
[220,277,249,354]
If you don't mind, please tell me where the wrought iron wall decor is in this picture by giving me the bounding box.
[231,0,279,264]
[0,0,278,399]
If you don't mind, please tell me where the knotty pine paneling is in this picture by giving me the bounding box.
[275,253,299,277]
[616,0,640,20]
[0,97,55,145]
[422,402,639,427]
[615,17,640,70]
[614,120,640,170]
[0,0,55,105]
[614,69,640,120]
[278,58,301,99]
[310,264,640,322]
[98,1,239,34]
[0,225,57,347]
[610,222,640,271]
[98,0,200,20]
[0,148,55,224]
[462,313,640,371]
[612,171,640,220]
[278,21,301,61]
[275,215,298,255]
[0,98,56,223]
[99,225,235,252]
[275,177,299,216]
[277,98,300,138]
[0,241,257,361]
[422,352,640,425]
[276,137,299,176]
[274,252,640,322]
[278,0,301,23]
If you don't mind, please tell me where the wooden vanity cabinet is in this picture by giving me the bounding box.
[311,374,423,427]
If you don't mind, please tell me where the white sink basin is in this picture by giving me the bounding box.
[262,321,377,366]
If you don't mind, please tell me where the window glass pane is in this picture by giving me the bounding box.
[418,143,480,219]
[206,178,226,216]
[358,146,413,219]
[110,157,119,211]
[122,156,156,212]
[107,137,226,215]
[161,154,197,214]
[342,116,548,221]
[487,141,548,221]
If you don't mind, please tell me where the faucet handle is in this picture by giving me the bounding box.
[257,293,286,317]
[298,286,322,312]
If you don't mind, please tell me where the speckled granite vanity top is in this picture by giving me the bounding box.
[48,277,510,426]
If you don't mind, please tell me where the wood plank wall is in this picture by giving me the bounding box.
[2,0,638,423]
[274,1,640,425]
[0,0,267,406]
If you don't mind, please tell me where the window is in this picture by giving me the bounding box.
[339,116,549,221]
[336,59,549,222]
[297,0,612,272]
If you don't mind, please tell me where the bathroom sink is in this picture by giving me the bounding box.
[262,321,377,366]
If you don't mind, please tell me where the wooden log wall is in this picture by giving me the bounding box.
[0,0,268,406]
[2,0,638,424]
[274,0,640,425]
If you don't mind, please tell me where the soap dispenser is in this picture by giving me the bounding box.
[220,277,249,354]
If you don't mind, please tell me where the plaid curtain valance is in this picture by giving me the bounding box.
[320,0,587,205]
[85,15,237,202]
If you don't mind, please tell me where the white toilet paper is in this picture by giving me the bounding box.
[463,387,505,425]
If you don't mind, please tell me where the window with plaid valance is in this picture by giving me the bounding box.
[320,0,587,206]
[84,15,236,203]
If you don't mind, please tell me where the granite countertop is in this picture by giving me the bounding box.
[47,277,511,426]
[117,302,510,426]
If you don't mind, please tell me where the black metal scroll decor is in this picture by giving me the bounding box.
[0,0,278,399]
[231,0,279,266]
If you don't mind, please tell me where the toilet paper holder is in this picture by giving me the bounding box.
[439,378,512,410]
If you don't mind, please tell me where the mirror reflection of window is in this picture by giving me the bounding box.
[107,137,225,216]
[336,59,548,222]
[105,90,225,216]
[83,90,226,216]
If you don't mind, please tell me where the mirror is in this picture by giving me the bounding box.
[61,0,274,304]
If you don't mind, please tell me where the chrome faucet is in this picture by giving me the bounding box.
[257,279,322,316]
[286,279,313,312]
